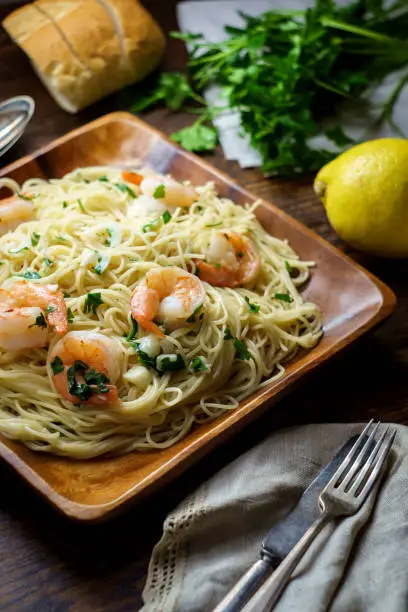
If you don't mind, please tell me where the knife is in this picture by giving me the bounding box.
[212,435,359,612]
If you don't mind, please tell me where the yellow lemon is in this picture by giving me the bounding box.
[314,138,408,257]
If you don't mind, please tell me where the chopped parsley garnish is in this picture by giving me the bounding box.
[142,218,160,233]
[51,356,64,375]
[197,205,203,212]
[224,327,251,360]
[130,341,157,370]
[142,211,172,233]
[237,251,244,258]
[67,308,74,324]
[156,353,186,373]
[126,317,138,341]
[9,246,29,254]
[114,182,137,198]
[77,198,86,213]
[31,232,40,247]
[206,222,223,227]
[284,260,293,275]
[214,263,221,268]
[46,305,56,314]
[93,253,109,275]
[18,270,41,279]
[153,184,166,199]
[244,296,260,313]
[186,303,203,323]
[233,338,251,360]
[63,292,71,299]
[275,292,293,303]
[224,328,233,340]
[55,235,69,242]
[189,356,208,373]
[67,360,111,401]
[28,312,47,329]
[162,210,172,224]
[105,228,112,247]
[62,201,68,209]
[98,176,109,182]
[43,258,53,267]
[83,292,104,315]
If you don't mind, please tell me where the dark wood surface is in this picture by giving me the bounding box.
[0,1,407,610]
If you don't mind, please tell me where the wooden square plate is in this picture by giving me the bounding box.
[0,112,396,521]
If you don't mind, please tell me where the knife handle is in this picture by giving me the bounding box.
[213,555,278,612]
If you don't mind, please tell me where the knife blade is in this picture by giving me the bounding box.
[212,434,360,612]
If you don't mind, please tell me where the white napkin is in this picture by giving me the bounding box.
[141,423,408,612]
[177,0,408,168]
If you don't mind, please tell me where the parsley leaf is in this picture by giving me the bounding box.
[244,296,260,313]
[77,198,86,213]
[126,317,138,341]
[171,123,217,152]
[51,356,64,375]
[224,328,233,340]
[43,258,53,267]
[162,210,172,224]
[83,292,104,315]
[46,305,56,314]
[18,270,41,279]
[17,193,33,201]
[31,232,40,247]
[62,201,68,209]
[233,337,251,360]
[28,312,47,329]
[284,260,293,275]
[130,341,157,370]
[114,183,137,198]
[98,176,109,182]
[156,353,186,373]
[67,308,74,324]
[275,293,293,303]
[189,356,208,373]
[153,184,166,199]
[186,303,203,323]
[131,72,198,112]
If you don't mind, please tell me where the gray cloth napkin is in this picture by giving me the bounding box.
[177,0,408,168]
[141,423,408,611]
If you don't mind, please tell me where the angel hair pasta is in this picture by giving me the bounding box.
[0,166,322,458]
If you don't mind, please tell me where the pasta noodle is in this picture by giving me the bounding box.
[0,167,323,458]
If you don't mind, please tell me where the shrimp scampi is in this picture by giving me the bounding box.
[130,266,206,337]
[0,281,68,351]
[194,231,261,287]
[49,331,124,406]
[0,195,35,236]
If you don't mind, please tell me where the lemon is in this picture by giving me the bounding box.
[314,138,408,257]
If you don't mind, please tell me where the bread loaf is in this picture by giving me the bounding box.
[2,0,165,113]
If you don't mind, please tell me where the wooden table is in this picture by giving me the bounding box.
[0,2,407,610]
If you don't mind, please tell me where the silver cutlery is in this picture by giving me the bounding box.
[240,421,395,612]
[0,96,35,158]
[213,433,363,612]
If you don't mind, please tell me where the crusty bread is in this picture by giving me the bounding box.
[2,0,165,113]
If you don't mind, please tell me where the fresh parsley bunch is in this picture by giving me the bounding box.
[131,0,408,177]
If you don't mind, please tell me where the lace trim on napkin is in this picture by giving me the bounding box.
[142,485,208,611]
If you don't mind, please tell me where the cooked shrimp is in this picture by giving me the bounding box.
[0,307,48,350]
[194,231,260,287]
[140,175,198,209]
[131,266,205,337]
[0,281,68,335]
[0,195,35,236]
[49,331,123,406]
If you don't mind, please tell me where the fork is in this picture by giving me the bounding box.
[240,420,396,612]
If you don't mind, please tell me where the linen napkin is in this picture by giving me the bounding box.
[141,422,408,612]
[177,0,408,168]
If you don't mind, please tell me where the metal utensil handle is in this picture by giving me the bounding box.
[213,556,275,612]
[240,514,330,612]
